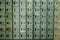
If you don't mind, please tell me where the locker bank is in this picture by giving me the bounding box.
[0,0,55,40]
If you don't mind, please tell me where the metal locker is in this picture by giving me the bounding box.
[0,0,54,40]
[13,33,19,39]
[54,0,60,40]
